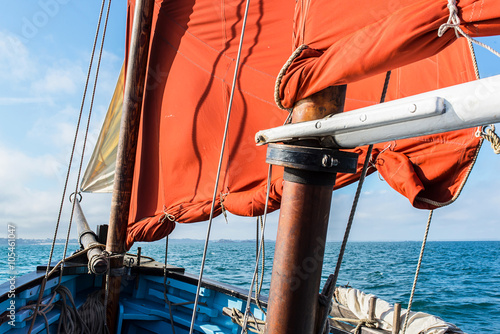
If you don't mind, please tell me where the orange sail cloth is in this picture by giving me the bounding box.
[124,0,500,248]
[278,0,500,108]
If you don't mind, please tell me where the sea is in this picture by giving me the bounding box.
[1,240,499,333]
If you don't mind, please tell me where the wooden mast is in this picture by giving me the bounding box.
[105,0,155,332]
[264,85,353,333]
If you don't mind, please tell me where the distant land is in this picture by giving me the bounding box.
[0,238,79,245]
[0,238,270,246]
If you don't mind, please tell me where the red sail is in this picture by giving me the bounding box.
[125,0,500,247]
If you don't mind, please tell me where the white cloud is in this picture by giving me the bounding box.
[0,144,62,235]
[0,31,37,82]
[0,97,52,105]
[32,62,85,95]
[0,142,112,239]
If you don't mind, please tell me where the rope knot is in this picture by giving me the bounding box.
[438,0,461,38]
[220,191,230,223]
[159,205,176,223]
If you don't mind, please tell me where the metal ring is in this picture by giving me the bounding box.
[69,192,82,203]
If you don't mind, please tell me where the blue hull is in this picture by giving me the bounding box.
[0,256,268,334]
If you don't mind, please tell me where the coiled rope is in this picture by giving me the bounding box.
[77,290,109,334]
[20,285,106,334]
[19,246,107,333]
[224,307,265,334]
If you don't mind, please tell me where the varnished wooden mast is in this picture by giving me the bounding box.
[105,0,155,332]
[265,85,347,334]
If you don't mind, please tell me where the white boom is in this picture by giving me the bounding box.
[256,74,500,148]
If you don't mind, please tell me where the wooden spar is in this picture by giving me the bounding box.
[74,199,108,275]
[264,86,347,334]
[105,0,155,332]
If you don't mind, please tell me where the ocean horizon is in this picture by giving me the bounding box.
[1,240,499,333]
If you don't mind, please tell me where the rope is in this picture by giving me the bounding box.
[416,32,499,207]
[19,283,56,334]
[331,317,377,334]
[220,191,230,223]
[19,283,105,334]
[240,166,272,333]
[401,210,433,334]
[77,290,109,334]
[438,0,500,59]
[225,307,265,334]
[467,39,480,81]
[189,1,252,332]
[274,44,309,111]
[56,285,92,334]
[477,125,500,154]
[160,205,176,223]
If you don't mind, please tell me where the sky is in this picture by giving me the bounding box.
[0,1,499,243]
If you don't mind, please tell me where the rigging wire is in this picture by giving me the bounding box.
[29,0,111,331]
[61,1,113,327]
[61,0,113,271]
[330,70,391,288]
[318,71,392,334]
[240,165,273,333]
[44,0,107,279]
[188,0,252,332]
[254,216,267,314]
[29,1,109,332]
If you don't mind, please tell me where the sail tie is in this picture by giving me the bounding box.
[160,205,176,223]
[438,0,500,58]
[220,191,230,223]
[274,44,309,112]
